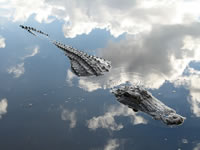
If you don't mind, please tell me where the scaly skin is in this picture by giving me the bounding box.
[19,25,111,77]
[112,86,185,126]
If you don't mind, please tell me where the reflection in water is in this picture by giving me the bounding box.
[68,23,200,91]
[0,36,6,48]
[174,68,200,117]
[2,0,200,38]
[104,139,119,150]
[61,107,77,128]
[181,138,188,144]
[7,46,39,78]
[1,0,200,148]
[7,63,25,78]
[0,98,8,119]
[87,104,147,131]
[21,46,39,60]
[194,143,200,150]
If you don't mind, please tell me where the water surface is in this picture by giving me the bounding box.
[1,1,200,150]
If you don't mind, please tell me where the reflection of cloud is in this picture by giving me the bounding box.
[104,139,119,150]
[79,79,101,92]
[7,63,25,78]
[87,104,147,131]
[1,0,200,38]
[71,23,200,92]
[0,36,6,48]
[61,108,77,128]
[22,47,39,60]
[0,98,8,119]
[174,68,200,117]
[7,46,39,78]
[182,138,188,144]
[65,69,76,86]
[193,143,200,150]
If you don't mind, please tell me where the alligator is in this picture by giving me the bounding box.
[53,41,111,76]
[20,25,185,126]
[19,25,111,76]
[112,86,185,125]
[20,25,49,37]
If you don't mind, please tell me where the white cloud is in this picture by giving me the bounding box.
[174,68,200,117]
[61,108,77,128]
[78,79,101,92]
[182,138,188,144]
[65,69,76,86]
[7,63,25,78]
[0,98,8,119]
[87,104,147,131]
[0,0,54,23]
[7,46,39,78]
[104,139,119,150]
[70,23,200,92]
[0,36,6,48]
[193,143,200,150]
[22,46,39,60]
[1,0,200,38]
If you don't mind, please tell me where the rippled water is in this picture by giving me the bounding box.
[1,1,200,150]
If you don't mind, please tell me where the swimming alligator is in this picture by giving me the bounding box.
[112,86,185,125]
[20,25,49,37]
[20,25,185,126]
[20,25,111,76]
[53,41,111,76]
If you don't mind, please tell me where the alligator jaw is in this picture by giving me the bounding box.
[112,86,185,126]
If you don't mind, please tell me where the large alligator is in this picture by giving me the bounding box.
[20,25,185,126]
[20,25,111,76]
[112,86,185,125]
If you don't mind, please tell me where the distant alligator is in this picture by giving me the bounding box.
[112,86,185,125]
[20,25,49,37]
[20,25,111,76]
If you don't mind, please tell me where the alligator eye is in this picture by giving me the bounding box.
[124,92,130,97]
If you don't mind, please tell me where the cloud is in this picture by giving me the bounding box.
[7,63,25,78]
[174,67,200,117]
[65,69,76,86]
[68,23,200,92]
[87,104,147,131]
[0,36,6,48]
[78,79,101,92]
[7,46,39,78]
[193,143,200,150]
[22,46,39,60]
[1,0,200,38]
[104,139,119,150]
[61,108,77,128]
[0,0,54,23]
[0,98,8,119]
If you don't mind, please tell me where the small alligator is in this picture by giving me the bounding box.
[112,86,185,126]
[20,25,49,37]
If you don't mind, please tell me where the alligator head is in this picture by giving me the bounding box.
[112,86,185,126]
